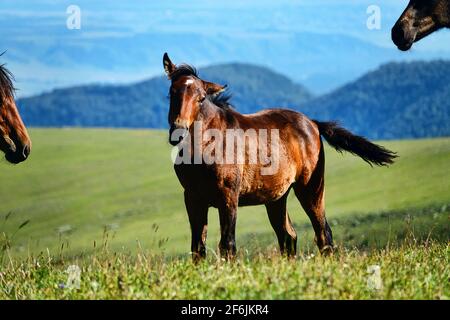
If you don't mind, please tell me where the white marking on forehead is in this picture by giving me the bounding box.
[185,79,194,85]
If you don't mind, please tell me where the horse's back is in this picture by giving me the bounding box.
[237,108,317,132]
[235,108,321,159]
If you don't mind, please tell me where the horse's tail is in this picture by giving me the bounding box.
[313,120,397,167]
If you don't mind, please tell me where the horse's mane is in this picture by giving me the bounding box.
[170,64,198,81]
[209,92,234,110]
[0,52,15,104]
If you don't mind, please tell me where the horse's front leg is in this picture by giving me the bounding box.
[218,191,238,259]
[184,191,209,262]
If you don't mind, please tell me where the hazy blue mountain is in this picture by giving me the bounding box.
[4,0,450,97]
[17,63,312,128]
[6,31,417,96]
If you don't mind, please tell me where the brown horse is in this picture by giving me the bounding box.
[392,0,450,51]
[0,56,31,164]
[163,53,396,261]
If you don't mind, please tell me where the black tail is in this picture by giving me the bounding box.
[313,120,397,167]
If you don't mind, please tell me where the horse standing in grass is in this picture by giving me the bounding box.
[0,57,31,164]
[392,0,450,51]
[163,53,396,261]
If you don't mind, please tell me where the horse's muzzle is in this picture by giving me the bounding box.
[392,22,416,51]
[168,124,189,146]
[5,144,31,164]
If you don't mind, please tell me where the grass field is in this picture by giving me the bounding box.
[0,129,449,299]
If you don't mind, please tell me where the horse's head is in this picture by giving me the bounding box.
[392,0,449,51]
[163,53,226,146]
[0,63,31,164]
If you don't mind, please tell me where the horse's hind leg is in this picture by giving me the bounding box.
[294,148,334,255]
[184,191,209,262]
[294,182,334,255]
[265,194,297,257]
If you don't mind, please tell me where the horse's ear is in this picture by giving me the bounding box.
[163,53,176,79]
[203,81,227,96]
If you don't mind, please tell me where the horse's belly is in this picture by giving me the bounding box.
[238,169,295,206]
[175,161,297,207]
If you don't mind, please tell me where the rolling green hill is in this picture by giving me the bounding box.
[0,129,448,258]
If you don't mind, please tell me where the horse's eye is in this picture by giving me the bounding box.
[199,95,206,103]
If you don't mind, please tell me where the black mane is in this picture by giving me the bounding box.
[0,52,15,103]
[170,64,198,81]
[209,92,234,110]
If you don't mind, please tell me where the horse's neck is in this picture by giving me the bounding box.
[197,100,225,128]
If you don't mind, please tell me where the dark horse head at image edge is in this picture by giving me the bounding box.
[0,52,31,164]
[163,52,397,262]
[392,0,450,51]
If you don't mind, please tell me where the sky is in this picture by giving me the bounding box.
[1,0,450,97]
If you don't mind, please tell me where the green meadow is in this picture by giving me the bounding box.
[0,129,449,299]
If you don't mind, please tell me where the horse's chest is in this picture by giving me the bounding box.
[175,164,211,188]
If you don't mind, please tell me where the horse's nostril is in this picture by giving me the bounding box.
[391,23,414,51]
[174,118,189,129]
[392,25,404,41]
[22,145,30,158]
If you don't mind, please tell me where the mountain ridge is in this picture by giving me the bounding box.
[17,60,450,139]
